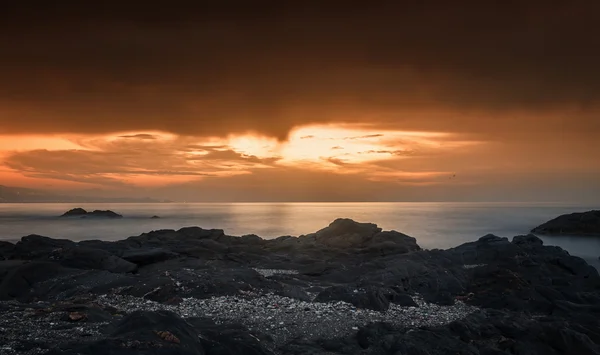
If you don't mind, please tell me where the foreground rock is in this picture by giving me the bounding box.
[60,208,123,218]
[532,210,600,236]
[0,218,599,354]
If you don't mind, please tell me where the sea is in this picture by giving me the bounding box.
[0,202,599,269]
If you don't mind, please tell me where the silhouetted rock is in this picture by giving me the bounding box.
[298,218,420,253]
[121,248,178,266]
[0,241,14,260]
[0,261,73,300]
[56,247,137,273]
[150,215,160,219]
[532,210,600,236]
[60,207,88,217]
[13,234,75,259]
[513,233,544,246]
[60,208,123,218]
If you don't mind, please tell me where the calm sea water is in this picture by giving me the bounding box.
[0,202,598,269]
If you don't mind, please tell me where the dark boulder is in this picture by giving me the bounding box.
[239,234,264,245]
[532,210,600,236]
[56,247,137,273]
[0,241,14,259]
[188,317,275,355]
[301,218,381,247]
[513,234,544,246]
[363,234,421,255]
[478,234,510,245]
[49,310,206,354]
[13,235,75,259]
[0,261,73,300]
[384,288,419,307]
[298,218,420,254]
[355,322,396,349]
[121,248,179,266]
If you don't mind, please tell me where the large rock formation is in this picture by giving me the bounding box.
[298,218,421,254]
[532,210,600,236]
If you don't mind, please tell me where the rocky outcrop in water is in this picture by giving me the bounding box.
[0,218,599,354]
[532,210,600,236]
[60,208,123,218]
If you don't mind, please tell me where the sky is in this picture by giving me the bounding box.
[0,1,599,202]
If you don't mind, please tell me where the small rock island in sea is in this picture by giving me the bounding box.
[532,210,600,236]
[0,218,599,354]
[60,208,123,218]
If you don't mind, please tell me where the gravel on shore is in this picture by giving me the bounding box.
[0,284,478,354]
[0,302,107,355]
[97,292,479,345]
[252,268,300,277]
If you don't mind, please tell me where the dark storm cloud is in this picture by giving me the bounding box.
[1,1,599,138]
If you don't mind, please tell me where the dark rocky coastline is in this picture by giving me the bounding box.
[0,218,599,354]
[532,210,600,236]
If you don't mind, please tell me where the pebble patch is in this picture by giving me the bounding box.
[0,302,106,355]
[98,292,479,345]
[252,269,300,277]
[0,293,478,354]
[462,264,486,269]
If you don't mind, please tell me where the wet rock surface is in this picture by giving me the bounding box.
[0,218,599,354]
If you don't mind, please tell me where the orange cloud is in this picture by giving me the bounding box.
[0,125,481,190]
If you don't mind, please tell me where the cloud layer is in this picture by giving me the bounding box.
[1,126,473,188]
[1,2,598,201]
[0,2,599,141]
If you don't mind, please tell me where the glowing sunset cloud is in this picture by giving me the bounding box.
[0,135,84,153]
[279,125,452,167]
[0,125,479,190]
[227,135,279,158]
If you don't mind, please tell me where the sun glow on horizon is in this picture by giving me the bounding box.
[0,124,481,190]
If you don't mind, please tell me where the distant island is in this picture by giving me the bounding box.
[0,185,172,203]
[532,210,600,236]
[60,208,123,218]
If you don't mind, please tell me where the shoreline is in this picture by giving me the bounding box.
[1,218,599,354]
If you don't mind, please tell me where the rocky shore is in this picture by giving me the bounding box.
[1,218,599,354]
[532,210,600,236]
